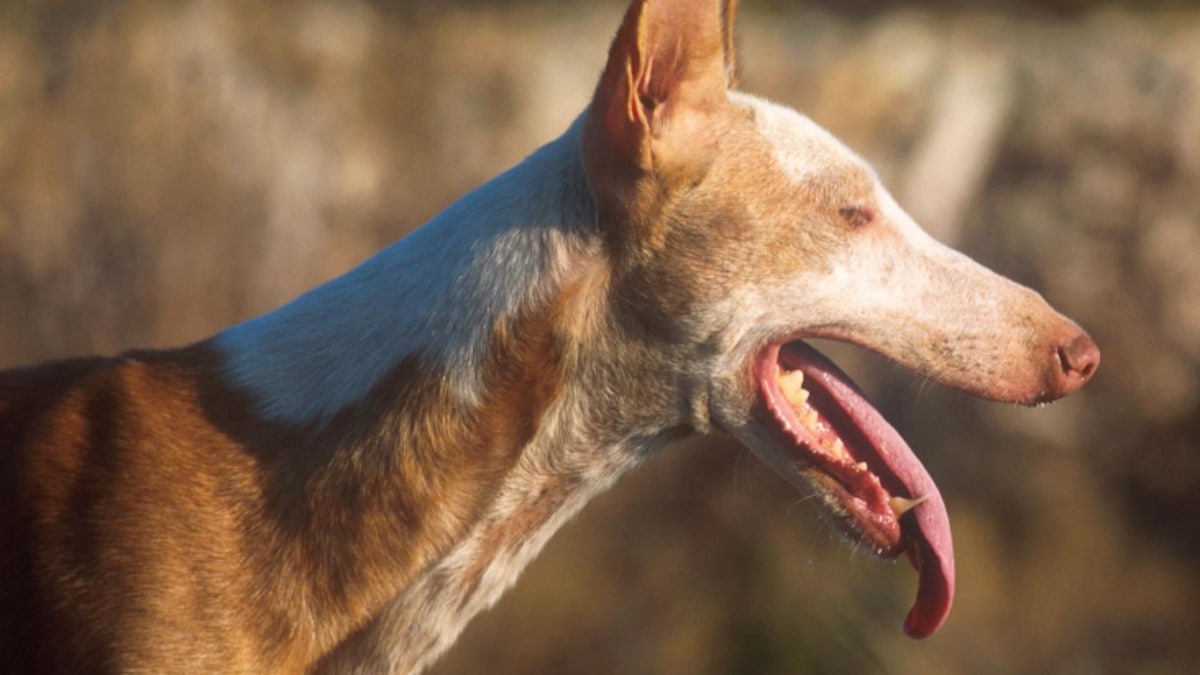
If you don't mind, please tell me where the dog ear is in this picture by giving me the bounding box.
[723,0,740,89]
[583,0,733,253]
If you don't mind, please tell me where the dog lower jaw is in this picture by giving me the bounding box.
[800,470,905,558]
[750,338,956,639]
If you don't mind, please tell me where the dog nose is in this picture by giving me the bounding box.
[1052,332,1100,396]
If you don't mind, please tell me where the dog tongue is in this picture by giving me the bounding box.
[902,495,954,638]
[787,343,955,638]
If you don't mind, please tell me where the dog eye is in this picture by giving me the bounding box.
[838,206,875,229]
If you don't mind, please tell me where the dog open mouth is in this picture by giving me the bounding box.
[754,340,954,639]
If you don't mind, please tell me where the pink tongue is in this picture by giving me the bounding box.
[784,343,955,638]
[903,500,954,638]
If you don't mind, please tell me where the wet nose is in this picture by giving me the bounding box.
[1052,332,1100,397]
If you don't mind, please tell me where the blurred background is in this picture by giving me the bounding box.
[2,0,1198,672]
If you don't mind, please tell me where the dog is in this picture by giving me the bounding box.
[0,0,1099,672]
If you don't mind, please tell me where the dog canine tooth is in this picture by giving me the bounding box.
[889,494,931,516]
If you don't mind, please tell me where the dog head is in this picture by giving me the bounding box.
[581,0,1098,638]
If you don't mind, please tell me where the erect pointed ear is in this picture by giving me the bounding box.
[723,0,741,89]
[582,0,736,246]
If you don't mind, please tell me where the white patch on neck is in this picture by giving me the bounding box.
[379,423,658,674]
[215,116,596,423]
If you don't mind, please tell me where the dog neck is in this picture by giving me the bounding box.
[217,115,597,425]
[210,116,683,672]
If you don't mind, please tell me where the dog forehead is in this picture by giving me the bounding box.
[732,92,868,188]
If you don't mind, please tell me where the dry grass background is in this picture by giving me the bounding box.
[2,1,1199,673]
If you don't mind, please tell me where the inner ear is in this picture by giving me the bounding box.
[585,0,731,177]
[722,0,740,89]
[583,0,735,255]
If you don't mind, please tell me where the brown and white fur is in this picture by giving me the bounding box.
[0,1,1099,673]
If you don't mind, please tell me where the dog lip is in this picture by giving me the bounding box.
[753,339,956,639]
[763,356,904,557]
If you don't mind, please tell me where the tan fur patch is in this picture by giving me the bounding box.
[0,286,573,672]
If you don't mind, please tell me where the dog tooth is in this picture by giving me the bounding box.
[829,438,846,458]
[889,494,931,516]
[800,405,819,429]
[778,369,808,406]
[854,461,868,473]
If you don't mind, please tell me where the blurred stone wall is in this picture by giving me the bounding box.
[1,1,1198,673]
